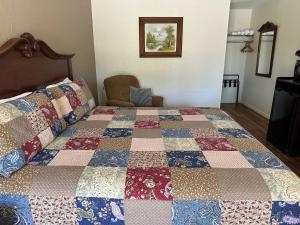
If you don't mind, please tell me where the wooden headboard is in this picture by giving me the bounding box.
[0,33,74,98]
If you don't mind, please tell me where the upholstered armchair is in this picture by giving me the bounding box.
[103,75,164,107]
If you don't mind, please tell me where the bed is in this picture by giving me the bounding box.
[0,33,299,225]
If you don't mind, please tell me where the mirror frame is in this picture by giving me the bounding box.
[256,22,278,78]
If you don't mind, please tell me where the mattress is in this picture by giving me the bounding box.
[0,106,300,225]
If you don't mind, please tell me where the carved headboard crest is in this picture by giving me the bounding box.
[17,33,40,58]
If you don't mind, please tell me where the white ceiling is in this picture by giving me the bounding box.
[230,0,269,9]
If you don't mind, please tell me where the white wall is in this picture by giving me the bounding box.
[0,0,98,101]
[242,0,300,117]
[222,9,252,103]
[91,0,231,107]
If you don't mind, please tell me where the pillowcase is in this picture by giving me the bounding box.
[47,76,95,125]
[130,86,152,107]
[0,92,32,104]
[46,77,72,88]
[0,89,66,177]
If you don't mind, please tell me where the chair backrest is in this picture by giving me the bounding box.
[104,75,140,102]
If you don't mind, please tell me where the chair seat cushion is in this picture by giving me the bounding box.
[130,86,152,107]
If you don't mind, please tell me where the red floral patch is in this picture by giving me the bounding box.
[92,108,115,115]
[125,168,173,200]
[66,93,81,109]
[179,108,202,115]
[134,121,160,128]
[40,104,59,125]
[195,137,237,151]
[74,80,84,87]
[64,137,101,150]
[22,136,43,161]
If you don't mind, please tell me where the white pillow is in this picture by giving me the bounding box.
[0,92,32,104]
[46,78,72,88]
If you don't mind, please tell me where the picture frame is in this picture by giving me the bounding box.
[139,17,183,58]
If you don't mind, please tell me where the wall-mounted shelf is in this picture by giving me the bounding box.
[227,34,254,43]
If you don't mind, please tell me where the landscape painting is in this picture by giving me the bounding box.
[145,23,177,52]
[139,17,183,57]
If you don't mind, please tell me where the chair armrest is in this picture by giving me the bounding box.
[107,99,135,107]
[151,96,164,107]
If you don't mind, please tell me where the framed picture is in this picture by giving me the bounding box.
[139,17,183,58]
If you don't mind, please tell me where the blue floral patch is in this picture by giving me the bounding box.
[112,115,136,121]
[59,84,74,94]
[270,201,300,225]
[173,200,221,225]
[88,151,129,167]
[9,99,37,113]
[167,151,210,168]
[0,149,26,177]
[161,128,192,138]
[36,88,55,100]
[60,128,77,137]
[206,114,232,121]
[159,115,183,121]
[64,112,77,125]
[29,149,59,166]
[76,197,125,225]
[102,128,133,138]
[50,120,63,136]
[0,195,33,225]
[83,103,90,115]
[241,151,288,169]
[218,128,254,139]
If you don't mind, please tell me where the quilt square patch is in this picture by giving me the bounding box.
[161,128,192,138]
[160,121,185,128]
[22,136,43,161]
[77,197,125,225]
[114,109,136,115]
[158,109,180,115]
[88,151,129,167]
[220,200,272,225]
[124,200,172,225]
[49,150,94,166]
[0,103,22,123]
[183,121,214,128]
[66,92,81,109]
[29,149,59,166]
[270,201,300,225]
[108,121,135,128]
[241,151,288,169]
[38,127,55,148]
[182,115,208,121]
[173,200,221,225]
[30,196,77,225]
[130,138,165,151]
[0,165,39,195]
[39,103,59,125]
[112,115,136,121]
[171,168,221,200]
[136,110,159,115]
[212,120,241,129]
[26,108,48,134]
[87,114,113,121]
[190,128,223,138]
[60,127,77,137]
[76,167,126,198]
[136,115,159,121]
[258,168,300,201]
[164,138,199,151]
[30,166,84,197]
[218,128,255,139]
[0,195,33,225]
[203,151,253,168]
[99,138,132,151]
[133,128,162,138]
[227,138,269,151]
[195,137,237,151]
[102,128,133,138]
[125,168,172,200]
[92,108,116,115]
[73,128,104,138]
[167,151,210,168]
[134,120,160,128]
[206,114,232,120]
[47,137,70,150]
[159,115,183,121]
[64,137,101,150]
[179,108,202,115]
[128,151,168,168]
[9,98,37,113]
[215,168,271,200]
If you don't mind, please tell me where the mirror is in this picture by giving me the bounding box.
[256,22,278,77]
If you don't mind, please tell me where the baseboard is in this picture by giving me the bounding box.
[241,102,270,119]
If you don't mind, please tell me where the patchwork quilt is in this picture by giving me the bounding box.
[0,107,300,225]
